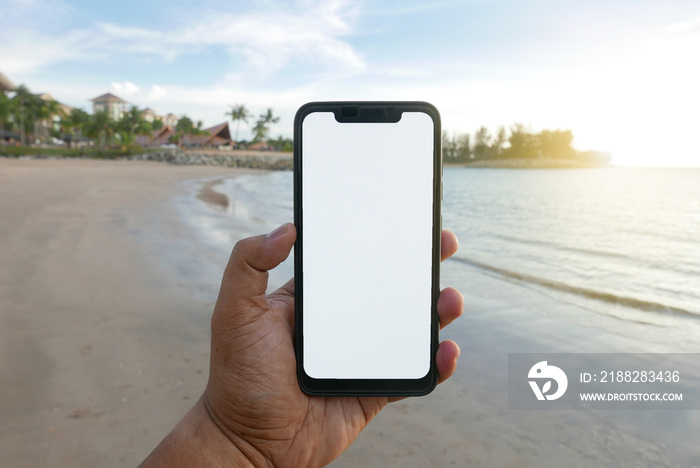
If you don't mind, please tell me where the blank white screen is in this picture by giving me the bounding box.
[302,111,435,379]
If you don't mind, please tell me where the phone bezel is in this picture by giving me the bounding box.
[293,101,442,396]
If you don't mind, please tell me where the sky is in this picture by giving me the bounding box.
[1,0,699,166]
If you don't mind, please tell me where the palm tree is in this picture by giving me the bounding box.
[115,105,152,150]
[251,120,267,143]
[61,108,89,147]
[151,117,164,132]
[34,98,60,142]
[252,108,279,143]
[85,110,113,149]
[0,92,12,130]
[261,108,280,127]
[174,115,194,147]
[224,104,250,143]
[11,85,42,145]
[173,115,209,147]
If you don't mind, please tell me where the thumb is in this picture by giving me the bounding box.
[217,223,296,311]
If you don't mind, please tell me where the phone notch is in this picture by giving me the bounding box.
[334,105,402,123]
[340,106,358,118]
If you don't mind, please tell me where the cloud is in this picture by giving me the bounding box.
[0,0,363,80]
[363,1,463,17]
[174,0,364,78]
[0,0,81,74]
[111,81,139,95]
[661,15,700,37]
[147,85,167,101]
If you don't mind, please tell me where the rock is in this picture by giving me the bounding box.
[127,151,294,170]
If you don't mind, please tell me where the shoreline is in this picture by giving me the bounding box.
[446,157,611,169]
[4,154,611,170]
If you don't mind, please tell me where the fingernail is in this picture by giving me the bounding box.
[267,223,289,239]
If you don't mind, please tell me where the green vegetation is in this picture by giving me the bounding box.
[1,86,292,156]
[269,135,293,152]
[443,124,610,166]
[169,115,208,147]
[229,104,291,150]
[3,84,603,163]
[113,105,161,152]
[1,85,61,144]
[1,84,172,156]
[224,104,251,142]
[252,108,280,143]
[0,145,159,159]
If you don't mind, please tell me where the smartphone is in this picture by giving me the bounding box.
[293,101,442,396]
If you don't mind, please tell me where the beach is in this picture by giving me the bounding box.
[1,159,698,467]
[0,159,248,466]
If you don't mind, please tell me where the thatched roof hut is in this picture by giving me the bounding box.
[183,122,232,147]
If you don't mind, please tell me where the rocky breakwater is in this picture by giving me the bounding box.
[128,150,293,170]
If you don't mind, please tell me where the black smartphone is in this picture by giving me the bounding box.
[293,101,442,396]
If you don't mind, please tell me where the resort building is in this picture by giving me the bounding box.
[141,107,157,122]
[136,122,233,148]
[136,125,175,147]
[183,122,232,147]
[162,113,179,127]
[38,92,72,116]
[90,92,128,120]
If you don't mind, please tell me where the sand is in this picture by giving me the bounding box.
[1,158,695,467]
[0,159,248,466]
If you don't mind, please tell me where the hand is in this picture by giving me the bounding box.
[140,223,463,468]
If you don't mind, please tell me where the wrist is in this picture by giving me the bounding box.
[200,394,275,468]
[139,395,270,468]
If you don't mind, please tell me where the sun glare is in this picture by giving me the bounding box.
[571,20,700,167]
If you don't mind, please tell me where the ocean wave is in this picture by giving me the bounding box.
[449,256,698,319]
[485,231,632,261]
[480,231,700,277]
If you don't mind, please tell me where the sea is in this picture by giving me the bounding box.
[173,166,700,352]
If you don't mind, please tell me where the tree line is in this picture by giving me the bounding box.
[2,86,603,160]
[0,85,209,151]
[443,124,608,163]
[1,85,291,152]
[225,104,292,151]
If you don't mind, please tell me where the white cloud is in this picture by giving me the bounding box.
[364,1,464,17]
[147,85,167,101]
[0,0,363,80]
[111,81,140,95]
[174,0,364,79]
[0,0,81,74]
[0,29,87,75]
[661,15,700,37]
